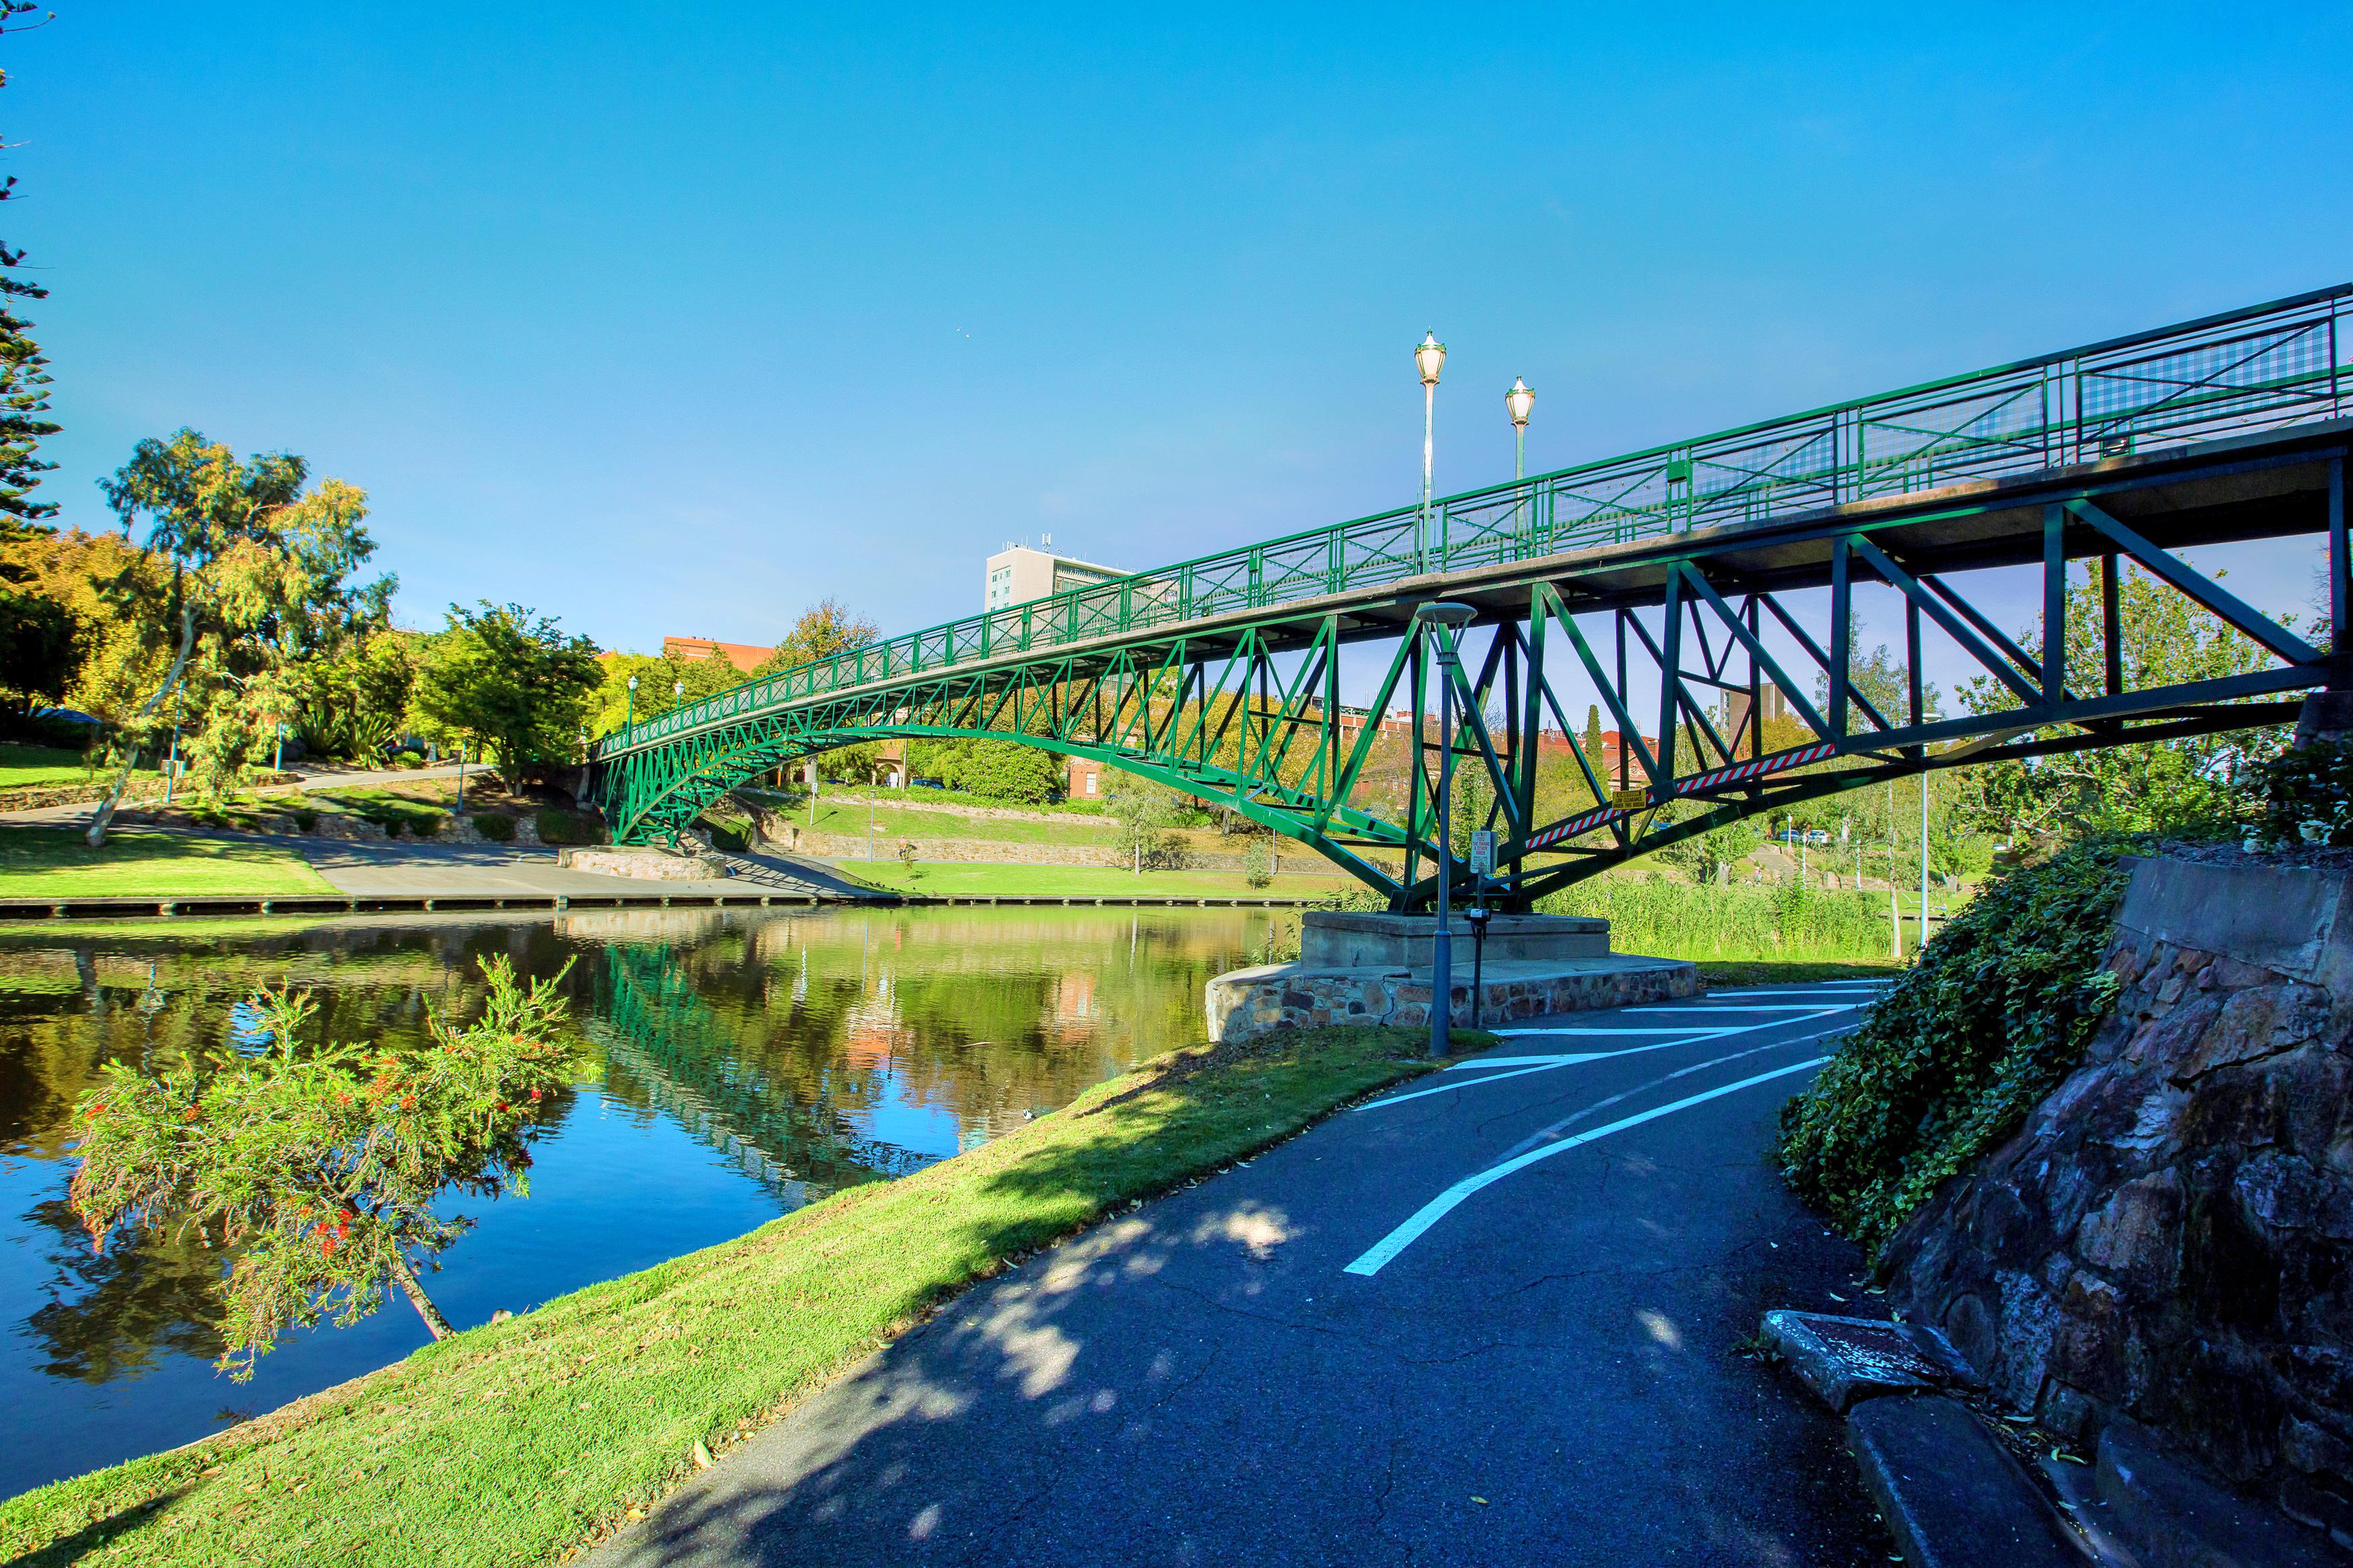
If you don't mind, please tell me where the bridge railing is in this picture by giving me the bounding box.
[602,282,2349,759]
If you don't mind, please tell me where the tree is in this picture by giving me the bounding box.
[587,647,742,737]
[288,627,416,761]
[1105,774,1182,872]
[951,739,1061,803]
[1953,562,2274,837]
[413,602,601,786]
[87,431,391,844]
[69,958,579,1375]
[1580,704,1607,780]
[0,517,75,716]
[0,2,59,526]
[1659,809,1766,885]
[750,597,879,679]
[0,524,169,723]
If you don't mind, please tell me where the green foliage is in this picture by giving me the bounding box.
[67,958,579,1374]
[1242,835,1274,889]
[748,597,879,681]
[938,738,1062,803]
[1105,775,1183,870]
[588,648,744,737]
[534,807,605,846]
[1776,839,2134,1253]
[1655,808,1766,886]
[0,541,75,714]
[1954,562,2280,838]
[2246,739,2353,848]
[469,811,516,843]
[0,11,59,528]
[413,602,600,783]
[90,431,391,830]
[290,629,415,762]
[1542,878,1895,962]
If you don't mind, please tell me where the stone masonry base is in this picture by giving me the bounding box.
[1204,953,1698,1042]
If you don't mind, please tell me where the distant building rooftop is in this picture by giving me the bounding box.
[986,539,1127,613]
[663,636,770,674]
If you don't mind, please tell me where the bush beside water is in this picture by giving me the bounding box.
[1775,840,2135,1253]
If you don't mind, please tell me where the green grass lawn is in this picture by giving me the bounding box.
[839,860,1355,898]
[0,1023,1487,1567]
[0,744,159,793]
[0,827,336,899]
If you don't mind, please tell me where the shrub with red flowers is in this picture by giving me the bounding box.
[67,956,578,1377]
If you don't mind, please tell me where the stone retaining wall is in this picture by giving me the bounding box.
[1205,954,1698,1041]
[1883,853,2353,1549]
[557,848,728,880]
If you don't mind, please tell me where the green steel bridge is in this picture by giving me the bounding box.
[593,283,2353,910]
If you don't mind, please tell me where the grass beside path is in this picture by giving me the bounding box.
[0,1024,1486,1567]
[0,827,336,899]
[841,860,1355,899]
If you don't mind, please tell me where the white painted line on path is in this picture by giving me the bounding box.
[1342,1056,1831,1277]
[1358,1008,1847,1111]
[1494,1025,1746,1038]
[1612,1004,1827,1016]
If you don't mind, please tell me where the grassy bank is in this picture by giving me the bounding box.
[0,828,336,899]
[0,1024,1476,1567]
[838,861,1355,899]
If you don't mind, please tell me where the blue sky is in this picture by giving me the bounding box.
[15,3,2353,669]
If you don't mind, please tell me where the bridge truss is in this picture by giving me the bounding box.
[596,285,2353,910]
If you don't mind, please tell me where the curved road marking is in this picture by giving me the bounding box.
[1342,1055,1830,1277]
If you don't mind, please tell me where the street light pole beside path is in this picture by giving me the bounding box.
[1417,601,1475,1058]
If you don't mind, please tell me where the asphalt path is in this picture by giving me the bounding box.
[594,981,1899,1568]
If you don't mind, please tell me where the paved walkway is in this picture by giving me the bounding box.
[593,981,1899,1567]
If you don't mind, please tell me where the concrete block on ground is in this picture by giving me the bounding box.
[1202,953,1697,1042]
[1298,909,1608,968]
[2098,1419,2347,1567]
[1847,1395,2082,1567]
[1762,1310,1981,1413]
[557,848,731,882]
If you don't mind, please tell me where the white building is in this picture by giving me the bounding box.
[984,538,1127,612]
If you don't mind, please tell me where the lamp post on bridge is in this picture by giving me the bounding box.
[1417,331,1446,567]
[1506,376,1534,481]
[625,673,638,731]
[1417,600,1475,1059]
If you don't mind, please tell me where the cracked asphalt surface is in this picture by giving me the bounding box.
[591,982,1899,1567]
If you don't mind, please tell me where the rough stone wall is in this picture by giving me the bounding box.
[1882,854,2353,1546]
[1205,956,1697,1042]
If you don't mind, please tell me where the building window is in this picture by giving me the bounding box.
[1084,774,1099,796]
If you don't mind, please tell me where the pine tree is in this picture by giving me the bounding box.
[0,2,58,524]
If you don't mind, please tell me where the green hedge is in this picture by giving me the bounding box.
[1776,839,2135,1253]
[469,813,516,843]
[535,808,605,846]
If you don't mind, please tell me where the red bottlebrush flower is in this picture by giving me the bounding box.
[182,1107,200,1122]
[86,1101,105,1120]
[399,1095,415,1110]
[528,1089,543,1102]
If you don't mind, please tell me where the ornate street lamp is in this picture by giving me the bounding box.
[1506,376,1535,481]
[625,673,639,731]
[1415,331,1447,526]
[1415,600,1476,1058]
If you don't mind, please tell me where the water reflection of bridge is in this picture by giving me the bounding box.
[593,944,930,1207]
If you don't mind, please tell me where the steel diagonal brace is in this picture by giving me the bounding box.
[2065,499,2322,665]
[1756,591,1899,737]
[1620,597,1736,769]
[1675,562,1834,741]
[1848,535,2044,708]
[1533,583,1661,787]
[1437,639,1527,837]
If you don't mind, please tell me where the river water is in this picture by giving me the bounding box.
[0,903,1273,1497]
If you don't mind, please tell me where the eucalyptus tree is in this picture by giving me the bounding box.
[85,430,391,843]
